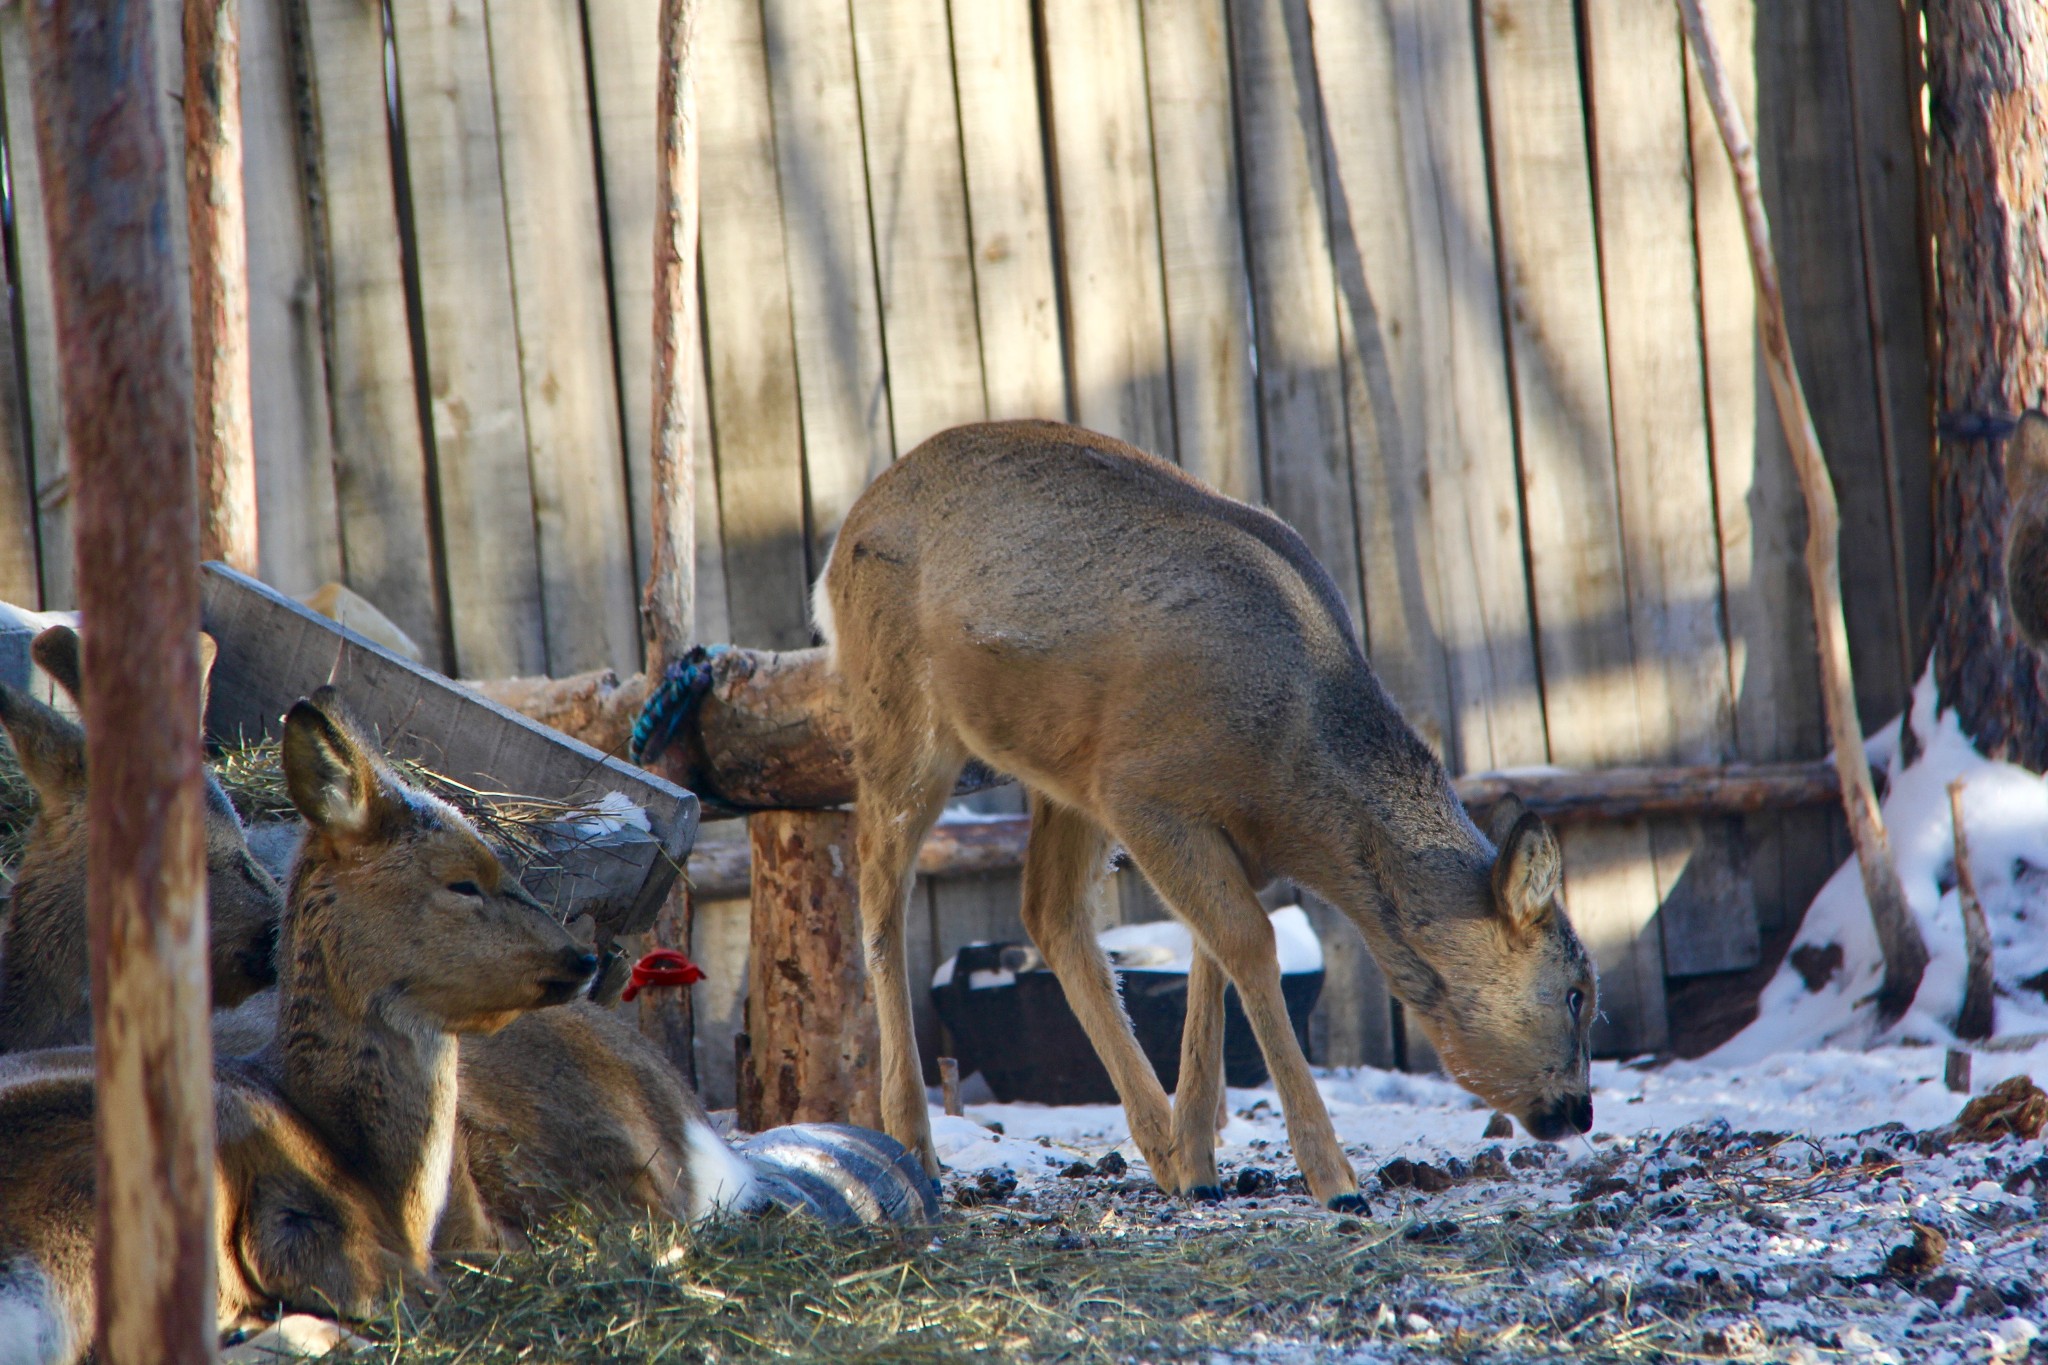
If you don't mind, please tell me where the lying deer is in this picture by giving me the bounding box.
[0,626,281,1052]
[2003,412,2048,648]
[0,689,758,1362]
[818,420,1597,1207]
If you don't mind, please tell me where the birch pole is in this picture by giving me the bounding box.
[639,0,701,1081]
[185,0,256,572]
[1677,0,1928,1024]
[24,0,218,1358]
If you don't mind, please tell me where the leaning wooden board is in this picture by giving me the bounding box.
[199,564,697,941]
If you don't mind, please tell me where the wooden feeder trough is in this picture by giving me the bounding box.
[198,563,698,943]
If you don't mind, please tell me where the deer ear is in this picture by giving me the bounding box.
[0,681,86,809]
[282,691,390,841]
[2006,411,2048,504]
[1486,793,1530,848]
[1491,809,1562,933]
[30,625,82,709]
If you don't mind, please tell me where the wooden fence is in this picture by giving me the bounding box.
[0,0,1933,1092]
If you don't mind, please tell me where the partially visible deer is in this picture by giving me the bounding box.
[818,421,1597,1207]
[0,690,757,1362]
[0,626,281,1052]
[2003,412,2048,649]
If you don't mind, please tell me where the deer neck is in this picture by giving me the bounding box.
[271,884,461,1259]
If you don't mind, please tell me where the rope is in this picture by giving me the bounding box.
[619,948,706,1002]
[630,643,730,766]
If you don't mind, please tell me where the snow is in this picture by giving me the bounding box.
[1716,670,2048,1063]
[932,904,1323,990]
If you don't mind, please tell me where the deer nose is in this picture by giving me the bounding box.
[564,950,600,981]
[1524,1092,1594,1141]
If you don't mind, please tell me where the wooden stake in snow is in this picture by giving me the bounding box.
[25,0,217,1357]
[1678,0,1929,1025]
[1947,779,1995,1042]
[185,0,256,572]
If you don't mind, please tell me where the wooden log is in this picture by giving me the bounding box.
[740,808,880,1130]
[1679,0,1928,1026]
[184,0,256,572]
[1949,779,1995,1042]
[683,760,1845,900]
[644,0,700,670]
[25,0,218,1356]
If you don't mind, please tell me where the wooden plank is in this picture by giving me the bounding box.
[389,0,548,677]
[949,0,1065,423]
[0,11,68,608]
[687,892,751,1107]
[1756,0,1906,731]
[1300,891,1394,1070]
[850,0,987,451]
[762,0,893,572]
[0,167,38,606]
[1687,0,1836,938]
[1584,0,1756,977]
[1140,0,1258,502]
[200,563,697,940]
[1386,0,1542,775]
[1040,0,1174,456]
[295,0,445,666]
[484,0,642,676]
[691,328,734,645]
[1230,0,1360,627]
[581,0,661,592]
[1478,0,1664,1055]
[1309,0,1455,759]
[699,0,813,649]
[242,0,342,597]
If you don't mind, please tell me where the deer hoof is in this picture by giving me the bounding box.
[1185,1184,1224,1204]
[1325,1192,1369,1215]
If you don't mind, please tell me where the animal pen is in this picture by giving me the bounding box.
[0,0,1933,1093]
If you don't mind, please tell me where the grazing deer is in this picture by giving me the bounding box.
[0,689,757,1363]
[2003,412,2048,649]
[818,421,1597,1207]
[0,626,282,1052]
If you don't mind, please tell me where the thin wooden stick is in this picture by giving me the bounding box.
[186,0,257,572]
[25,0,217,1357]
[1678,0,1928,1025]
[1947,779,1995,1041]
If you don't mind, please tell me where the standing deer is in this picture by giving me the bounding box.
[0,626,281,1052]
[0,689,759,1363]
[818,421,1597,1207]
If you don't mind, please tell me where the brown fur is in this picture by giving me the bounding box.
[0,627,281,1052]
[820,421,1597,1205]
[2004,412,2048,648]
[0,689,604,1359]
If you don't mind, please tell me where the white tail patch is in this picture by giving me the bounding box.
[809,542,840,658]
[0,1261,79,1365]
[684,1117,761,1223]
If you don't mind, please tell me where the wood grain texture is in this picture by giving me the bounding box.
[1142,0,1258,502]
[950,0,1065,422]
[390,0,547,677]
[0,164,38,605]
[1386,0,1542,775]
[743,808,881,1129]
[1309,0,1453,761]
[296,0,445,665]
[241,0,342,596]
[1,11,68,609]
[1478,0,1664,1055]
[485,0,642,676]
[850,0,987,449]
[699,0,813,648]
[763,0,893,570]
[1040,0,1174,456]
[1585,0,1756,978]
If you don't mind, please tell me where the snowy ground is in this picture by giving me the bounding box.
[927,1042,2048,1362]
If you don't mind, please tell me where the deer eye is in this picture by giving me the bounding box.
[1567,989,1585,1021]
[447,880,483,898]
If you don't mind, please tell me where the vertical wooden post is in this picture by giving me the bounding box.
[638,0,702,1082]
[24,0,217,1359]
[741,808,881,1131]
[185,0,256,572]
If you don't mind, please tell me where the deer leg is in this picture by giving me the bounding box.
[1116,818,1362,1210]
[1018,795,1181,1192]
[851,753,961,1180]
[1172,947,1227,1199]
